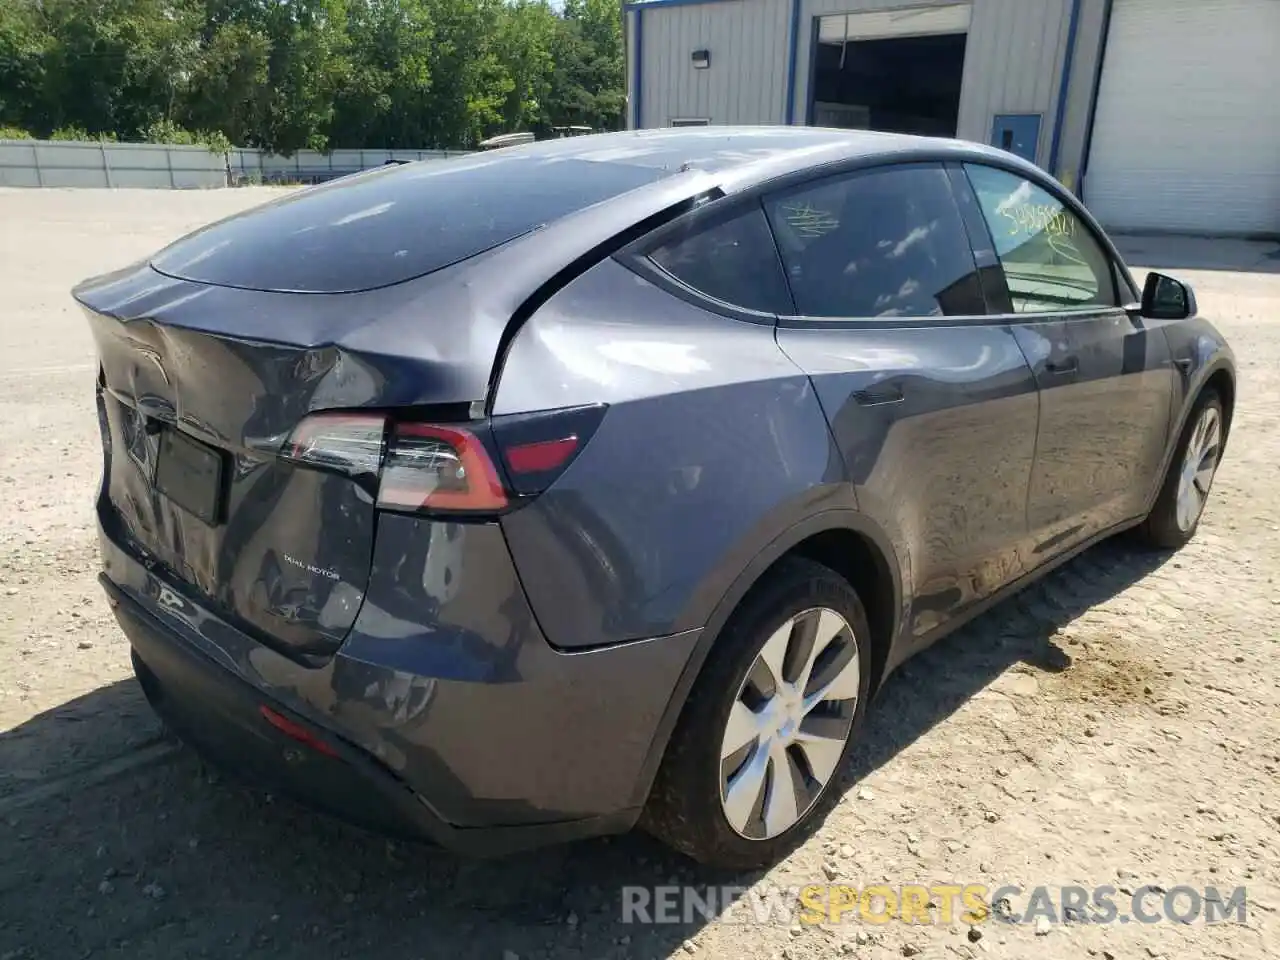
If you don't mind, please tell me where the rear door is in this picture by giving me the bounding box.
[959,162,1175,554]
[768,162,1041,643]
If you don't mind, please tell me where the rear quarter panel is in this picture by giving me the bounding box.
[494,258,850,649]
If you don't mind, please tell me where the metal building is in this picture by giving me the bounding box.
[625,0,1280,236]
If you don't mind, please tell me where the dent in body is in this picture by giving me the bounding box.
[86,274,394,655]
[494,258,848,649]
[79,256,550,659]
[776,323,1039,645]
[100,516,698,827]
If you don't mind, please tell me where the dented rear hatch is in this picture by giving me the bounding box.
[84,281,385,658]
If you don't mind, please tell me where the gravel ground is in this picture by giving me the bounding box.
[1,188,1278,960]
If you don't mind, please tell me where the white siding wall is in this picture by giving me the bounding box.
[635,0,792,128]
[1083,0,1280,235]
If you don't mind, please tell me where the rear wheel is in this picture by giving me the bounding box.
[1137,390,1224,549]
[642,558,872,869]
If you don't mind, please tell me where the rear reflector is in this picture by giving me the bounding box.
[504,435,579,474]
[377,422,508,514]
[491,403,606,496]
[259,705,339,757]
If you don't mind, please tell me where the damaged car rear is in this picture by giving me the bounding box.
[77,135,745,857]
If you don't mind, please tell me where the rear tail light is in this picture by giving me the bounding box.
[284,413,386,480]
[377,423,508,513]
[281,403,606,515]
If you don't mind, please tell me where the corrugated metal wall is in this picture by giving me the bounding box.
[953,0,1074,162]
[632,0,1105,184]
[635,0,792,127]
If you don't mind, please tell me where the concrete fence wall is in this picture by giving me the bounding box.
[229,147,467,184]
[0,140,228,188]
[0,139,468,189]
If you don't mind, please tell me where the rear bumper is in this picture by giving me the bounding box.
[98,514,702,856]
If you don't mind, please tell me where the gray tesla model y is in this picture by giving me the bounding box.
[76,128,1234,869]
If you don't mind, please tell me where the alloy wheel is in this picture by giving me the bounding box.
[718,607,860,840]
[1175,404,1222,532]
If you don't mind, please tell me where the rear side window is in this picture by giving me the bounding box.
[963,163,1118,313]
[763,164,985,319]
[648,204,793,314]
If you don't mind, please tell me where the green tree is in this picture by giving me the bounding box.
[546,0,624,132]
[493,0,557,133]
[0,0,629,150]
[189,0,349,153]
[35,0,202,139]
[183,21,271,148]
[416,0,511,148]
[0,0,50,129]
[330,0,434,147]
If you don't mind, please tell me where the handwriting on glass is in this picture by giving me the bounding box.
[1001,202,1076,239]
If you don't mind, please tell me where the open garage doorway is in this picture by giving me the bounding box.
[809,5,970,136]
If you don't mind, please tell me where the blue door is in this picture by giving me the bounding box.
[991,114,1041,164]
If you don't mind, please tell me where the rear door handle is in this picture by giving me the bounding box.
[1045,357,1079,375]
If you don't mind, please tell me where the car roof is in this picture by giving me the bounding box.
[491,126,953,178]
[483,126,1055,204]
[148,126,1045,298]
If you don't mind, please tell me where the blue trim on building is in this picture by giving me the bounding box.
[1048,0,1084,177]
[1078,0,1115,199]
[632,7,645,128]
[784,0,803,124]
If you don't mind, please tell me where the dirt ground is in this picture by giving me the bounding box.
[1,188,1277,960]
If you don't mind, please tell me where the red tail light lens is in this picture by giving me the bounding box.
[377,423,508,514]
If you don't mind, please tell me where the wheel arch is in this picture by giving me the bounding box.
[1172,356,1236,467]
[628,508,905,809]
[1141,351,1235,522]
[1202,364,1236,442]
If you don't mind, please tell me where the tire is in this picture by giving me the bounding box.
[1136,389,1224,549]
[641,557,873,870]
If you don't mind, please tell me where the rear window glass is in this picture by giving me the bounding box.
[151,156,672,293]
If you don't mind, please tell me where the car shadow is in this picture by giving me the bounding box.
[0,537,1171,959]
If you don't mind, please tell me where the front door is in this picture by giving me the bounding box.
[766,162,1041,642]
[960,162,1175,555]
